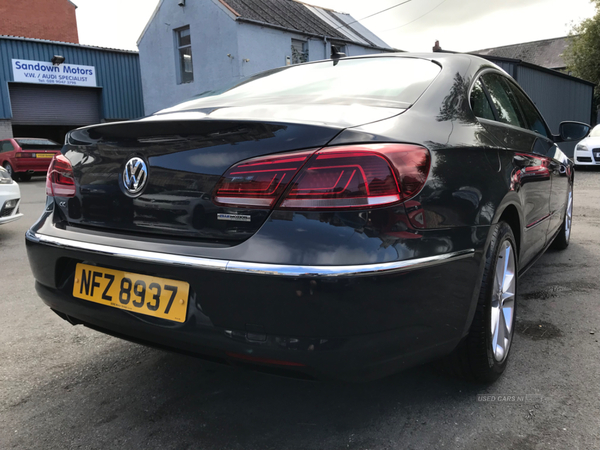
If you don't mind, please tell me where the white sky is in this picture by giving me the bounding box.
[75,0,597,52]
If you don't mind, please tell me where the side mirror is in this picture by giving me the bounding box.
[555,121,591,142]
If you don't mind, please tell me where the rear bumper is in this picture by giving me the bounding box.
[26,228,485,381]
[35,281,463,381]
[10,158,51,173]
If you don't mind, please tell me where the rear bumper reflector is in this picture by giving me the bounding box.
[226,352,306,367]
[26,230,474,278]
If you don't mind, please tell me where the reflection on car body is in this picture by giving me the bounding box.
[0,138,61,181]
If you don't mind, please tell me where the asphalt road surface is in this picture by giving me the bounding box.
[2,172,600,450]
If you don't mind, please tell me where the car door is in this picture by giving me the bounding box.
[502,80,570,237]
[477,72,553,267]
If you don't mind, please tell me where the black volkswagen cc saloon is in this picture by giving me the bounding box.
[26,53,588,382]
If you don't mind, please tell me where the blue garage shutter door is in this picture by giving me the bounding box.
[9,83,101,126]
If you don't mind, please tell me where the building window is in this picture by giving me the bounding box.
[291,39,308,64]
[331,43,347,56]
[176,26,193,84]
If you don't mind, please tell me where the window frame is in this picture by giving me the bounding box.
[0,140,15,153]
[175,26,194,84]
[470,78,497,122]
[470,69,553,141]
[479,72,528,129]
[501,77,552,139]
[291,39,309,65]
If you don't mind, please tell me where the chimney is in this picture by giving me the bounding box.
[433,40,442,52]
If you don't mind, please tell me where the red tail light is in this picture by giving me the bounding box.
[214,150,314,208]
[280,144,430,210]
[46,155,75,197]
[226,352,306,367]
[214,144,430,210]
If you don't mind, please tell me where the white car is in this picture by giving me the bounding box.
[0,165,22,225]
[574,124,600,166]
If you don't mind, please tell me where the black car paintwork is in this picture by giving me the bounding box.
[28,224,482,338]
[328,54,572,270]
[28,232,482,381]
[26,53,575,380]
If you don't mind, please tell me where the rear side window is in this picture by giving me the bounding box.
[480,73,526,129]
[470,79,495,120]
[504,82,550,138]
[1,141,14,153]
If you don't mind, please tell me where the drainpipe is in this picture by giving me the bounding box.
[323,36,328,59]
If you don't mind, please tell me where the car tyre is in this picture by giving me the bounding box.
[440,221,518,383]
[2,162,16,180]
[551,185,573,250]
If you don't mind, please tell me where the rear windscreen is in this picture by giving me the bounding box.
[16,139,59,146]
[167,57,441,110]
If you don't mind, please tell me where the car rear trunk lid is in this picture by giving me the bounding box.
[60,118,345,243]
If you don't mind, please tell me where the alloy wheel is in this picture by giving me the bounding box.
[565,188,573,243]
[490,240,516,363]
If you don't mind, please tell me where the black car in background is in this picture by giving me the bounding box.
[26,54,588,382]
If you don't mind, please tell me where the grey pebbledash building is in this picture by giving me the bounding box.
[137,0,395,115]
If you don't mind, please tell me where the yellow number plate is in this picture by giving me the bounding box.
[36,153,55,158]
[73,263,190,323]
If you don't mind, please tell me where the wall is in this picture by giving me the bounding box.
[0,0,78,44]
[0,120,12,139]
[139,0,392,115]
[138,0,238,115]
[237,25,388,77]
[0,37,145,121]
[489,60,516,78]
[516,65,593,157]
[237,23,315,78]
[516,66,593,131]
[344,44,387,58]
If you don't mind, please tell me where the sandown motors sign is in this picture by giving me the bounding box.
[12,59,97,87]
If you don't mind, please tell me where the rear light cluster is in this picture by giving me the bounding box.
[46,155,76,197]
[214,151,314,208]
[214,144,430,210]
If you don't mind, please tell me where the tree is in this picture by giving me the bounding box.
[564,0,600,104]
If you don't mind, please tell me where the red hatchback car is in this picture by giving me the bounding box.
[0,138,61,181]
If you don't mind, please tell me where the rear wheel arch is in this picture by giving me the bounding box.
[439,221,518,382]
[496,204,521,259]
